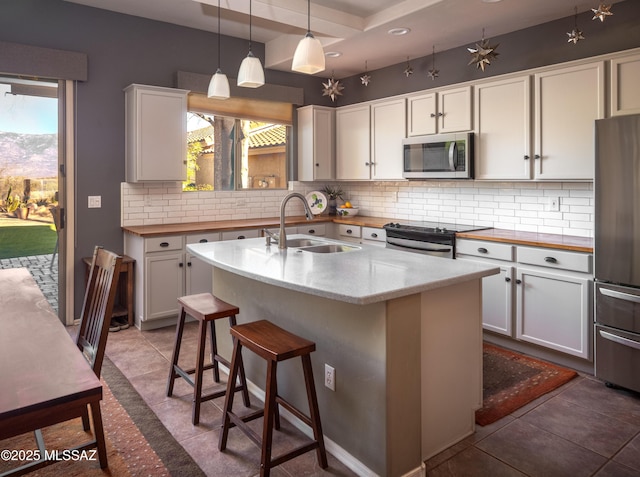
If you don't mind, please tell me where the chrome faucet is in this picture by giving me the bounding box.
[278,192,314,249]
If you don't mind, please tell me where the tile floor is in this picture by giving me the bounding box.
[104,323,640,477]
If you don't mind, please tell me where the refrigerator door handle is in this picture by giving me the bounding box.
[599,287,640,304]
[599,330,640,351]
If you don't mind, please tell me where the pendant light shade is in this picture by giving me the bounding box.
[237,0,265,88]
[208,68,230,99]
[291,0,325,74]
[208,0,230,99]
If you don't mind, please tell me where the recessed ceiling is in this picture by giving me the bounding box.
[63,0,624,78]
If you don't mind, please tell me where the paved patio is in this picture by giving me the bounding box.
[0,253,58,312]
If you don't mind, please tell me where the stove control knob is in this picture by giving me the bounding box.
[435,227,442,233]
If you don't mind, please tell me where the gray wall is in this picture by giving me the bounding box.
[0,0,639,312]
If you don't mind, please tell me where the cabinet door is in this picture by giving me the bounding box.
[534,62,605,180]
[438,86,472,133]
[515,266,591,359]
[371,98,406,180]
[610,53,640,117]
[145,252,184,321]
[125,85,188,182]
[407,92,437,136]
[474,76,532,180]
[297,106,335,181]
[185,252,213,296]
[336,104,371,180]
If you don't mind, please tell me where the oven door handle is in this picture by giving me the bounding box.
[599,330,640,351]
[599,287,640,304]
[388,241,452,254]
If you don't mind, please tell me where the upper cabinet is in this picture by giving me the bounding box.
[125,84,189,182]
[336,99,405,180]
[610,52,640,117]
[407,86,472,136]
[534,61,605,180]
[474,61,604,181]
[474,76,531,180]
[297,105,335,181]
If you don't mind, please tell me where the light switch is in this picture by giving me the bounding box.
[88,196,102,208]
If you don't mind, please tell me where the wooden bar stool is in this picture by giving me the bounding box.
[166,293,251,425]
[219,320,328,477]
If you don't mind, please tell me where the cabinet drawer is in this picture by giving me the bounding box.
[145,236,183,252]
[186,232,220,244]
[456,239,514,261]
[221,229,260,241]
[338,224,361,239]
[362,227,386,242]
[298,223,326,236]
[516,246,592,273]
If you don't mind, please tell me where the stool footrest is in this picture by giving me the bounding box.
[275,396,313,429]
[270,442,322,469]
[225,409,265,447]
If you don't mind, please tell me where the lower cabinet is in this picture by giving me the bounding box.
[457,239,593,359]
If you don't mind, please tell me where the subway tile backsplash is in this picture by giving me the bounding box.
[121,180,593,237]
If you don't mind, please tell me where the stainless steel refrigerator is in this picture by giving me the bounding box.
[594,114,640,392]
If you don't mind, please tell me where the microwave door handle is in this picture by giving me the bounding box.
[448,141,457,171]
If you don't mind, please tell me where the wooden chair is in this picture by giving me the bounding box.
[76,246,122,430]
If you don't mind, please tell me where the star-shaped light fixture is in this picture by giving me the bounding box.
[404,57,413,77]
[467,30,499,72]
[591,3,613,22]
[427,45,439,80]
[567,7,585,44]
[360,61,371,86]
[322,74,344,102]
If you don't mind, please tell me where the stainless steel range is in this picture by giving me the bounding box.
[383,222,490,259]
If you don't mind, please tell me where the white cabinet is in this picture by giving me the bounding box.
[297,105,335,181]
[361,226,386,247]
[220,229,260,241]
[370,98,406,180]
[125,231,220,330]
[297,223,326,236]
[336,98,405,180]
[474,76,532,180]
[125,84,189,182]
[406,86,472,136]
[533,61,605,180]
[456,239,593,359]
[336,104,370,180]
[610,52,640,116]
[336,224,361,243]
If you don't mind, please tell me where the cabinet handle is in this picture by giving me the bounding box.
[237,235,246,240]
[516,279,522,284]
[187,261,192,267]
[371,233,378,238]
[524,155,530,160]
[544,256,558,263]
[160,242,169,247]
[346,229,353,234]
[199,239,208,243]
[430,113,436,118]
[438,112,444,117]
[315,163,320,167]
[308,229,316,234]
[534,154,541,159]
[505,277,511,282]
[179,262,184,268]
[365,162,371,166]
[477,247,488,254]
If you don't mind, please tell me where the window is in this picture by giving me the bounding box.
[184,94,292,192]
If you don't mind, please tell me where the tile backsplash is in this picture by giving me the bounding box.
[121,180,593,237]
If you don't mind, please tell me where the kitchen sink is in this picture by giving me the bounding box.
[299,244,361,254]
[286,238,325,248]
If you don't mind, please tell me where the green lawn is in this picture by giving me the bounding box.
[0,224,57,259]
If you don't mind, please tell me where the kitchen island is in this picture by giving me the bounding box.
[188,235,499,477]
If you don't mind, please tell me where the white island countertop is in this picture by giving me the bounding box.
[188,235,499,305]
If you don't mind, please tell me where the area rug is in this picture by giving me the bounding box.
[475,343,578,426]
[0,357,205,476]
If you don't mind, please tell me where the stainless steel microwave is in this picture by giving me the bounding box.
[402,132,474,179]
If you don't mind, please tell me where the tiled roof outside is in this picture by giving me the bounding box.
[187,123,286,150]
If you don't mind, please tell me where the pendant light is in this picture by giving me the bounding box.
[237,0,265,87]
[291,0,325,74]
[208,0,230,99]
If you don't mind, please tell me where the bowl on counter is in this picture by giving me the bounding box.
[336,206,359,217]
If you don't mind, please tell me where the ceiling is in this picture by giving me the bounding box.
[63,0,622,78]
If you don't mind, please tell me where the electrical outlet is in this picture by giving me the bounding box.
[325,364,335,391]
[549,197,560,212]
[236,198,247,207]
[88,195,102,208]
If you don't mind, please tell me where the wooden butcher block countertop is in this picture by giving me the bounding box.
[456,228,593,253]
